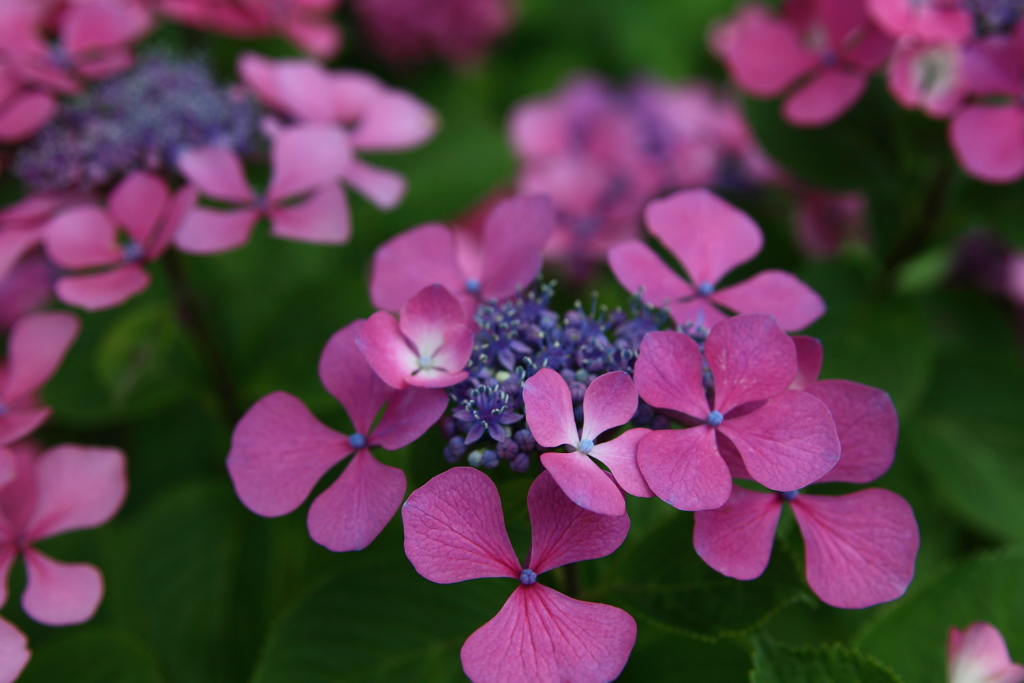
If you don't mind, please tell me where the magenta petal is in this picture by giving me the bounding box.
[227,391,352,517]
[0,229,41,282]
[588,428,653,499]
[173,206,260,255]
[719,390,840,491]
[175,147,255,203]
[711,270,826,332]
[540,451,626,516]
[369,223,463,312]
[317,320,394,434]
[461,584,636,683]
[267,124,352,201]
[526,470,630,575]
[581,371,637,441]
[0,408,51,447]
[478,196,556,301]
[55,266,151,312]
[806,380,898,484]
[356,311,420,389]
[637,427,732,511]
[783,69,868,128]
[344,159,407,210]
[349,90,437,151]
[21,549,103,626]
[106,171,169,245]
[704,314,797,414]
[634,331,708,418]
[402,467,520,582]
[644,188,763,287]
[307,449,405,552]
[791,336,823,390]
[399,284,469,358]
[146,185,196,260]
[948,623,1024,683]
[3,311,79,404]
[0,91,57,143]
[792,488,919,609]
[607,239,692,306]
[43,206,122,269]
[0,617,30,683]
[371,387,448,450]
[25,445,126,542]
[523,369,579,449]
[269,184,351,244]
[693,487,782,580]
[950,105,1024,184]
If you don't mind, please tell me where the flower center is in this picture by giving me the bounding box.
[697,281,715,296]
[781,490,800,501]
[418,354,434,370]
[465,278,481,294]
[349,432,366,449]
[122,240,145,263]
[706,410,724,427]
[519,568,538,585]
[578,438,595,454]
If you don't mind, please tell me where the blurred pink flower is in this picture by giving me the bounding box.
[711,0,892,127]
[887,39,968,117]
[0,441,128,625]
[227,320,448,552]
[867,0,973,41]
[0,253,56,332]
[791,186,869,258]
[0,311,80,447]
[43,172,195,310]
[948,622,1024,683]
[357,284,473,389]
[634,316,840,511]
[609,189,826,331]
[174,124,351,254]
[522,369,652,517]
[0,616,29,683]
[403,467,636,683]
[368,195,555,313]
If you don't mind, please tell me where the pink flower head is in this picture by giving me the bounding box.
[43,172,196,311]
[867,0,973,41]
[0,617,29,683]
[0,311,80,447]
[174,123,352,254]
[888,39,968,118]
[357,284,473,389]
[948,622,1024,683]
[369,195,555,313]
[634,315,841,511]
[609,189,826,331]
[522,369,652,516]
[403,467,636,683]
[0,441,128,625]
[711,0,893,127]
[237,52,438,211]
[227,320,448,552]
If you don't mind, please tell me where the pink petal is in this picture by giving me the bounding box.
[607,239,692,306]
[282,16,342,61]
[349,90,437,151]
[712,270,826,332]
[950,105,1024,184]
[402,467,520,582]
[719,390,840,491]
[226,391,353,517]
[0,408,51,447]
[369,223,464,312]
[317,320,395,434]
[269,183,351,245]
[2,311,79,404]
[637,427,732,511]
[705,314,797,413]
[106,171,169,246]
[355,311,419,389]
[0,449,14,490]
[644,188,763,287]
[267,124,352,201]
[0,91,58,143]
[792,488,919,609]
[427,325,474,383]
[693,487,782,580]
[55,266,151,311]
[370,387,449,450]
[399,284,470,365]
[0,229,42,282]
[43,206,122,269]
[461,584,636,683]
[478,196,556,301]
[60,0,151,56]
[581,371,637,441]
[948,623,1024,683]
[806,380,898,484]
[145,185,198,260]
[0,617,30,683]
[344,159,407,210]
[172,207,260,255]
[540,451,626,516]
[176,147,255,203]
[782,68,868,128]
[633,331,709,419]
[523,369,579,448]
[236,53,337,121]
[21,549,103,626]
[0,547,16,609]
[25,445,126,542]
[588,428,653,499]
[307,449,405,552]
[791,336,823,390]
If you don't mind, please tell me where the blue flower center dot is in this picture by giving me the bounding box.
[781,490,800,501]
[706,410,724,427]
[418,354,433,369]
[519,568,538,585]
[122,241,144,263]
[578,438,594,454]
[465,278,481,294]
[697,281,715,296]
[349,433,366,449]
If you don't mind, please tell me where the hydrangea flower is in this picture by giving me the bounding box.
[42,172,196,311]
[0,311,80,447]
[357,284,474,389]
[948,622,1024,683]
[369,195,555,313]
[634,315,840,511]
[0,617,29,683]
[0,441,128,625]
[174,123,351,254]
[523,369,652,516]
[227,320,448,552]
[609,189,825,331]
[887,39,968,118]
[403,467,636,683]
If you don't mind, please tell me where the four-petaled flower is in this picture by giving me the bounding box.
[403,467,636,683]
[948,622,1024,683]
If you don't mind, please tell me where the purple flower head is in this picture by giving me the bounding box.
[403,467,636,683]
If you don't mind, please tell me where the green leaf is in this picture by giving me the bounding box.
[751,637,902,683]
[856,548,1024,683]
[20,628,164,683]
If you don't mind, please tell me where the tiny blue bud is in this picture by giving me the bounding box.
[519,568,538,585]
[706,410,724,427]
[697,281,715,296]
[418,354,433,369]
[122,241,144,263]
[481,450,500,469]
[465,278,482,294]
[781,490,800,501]
[467,450,484,468]
[349,433,367,449]
[578,438,595,454]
